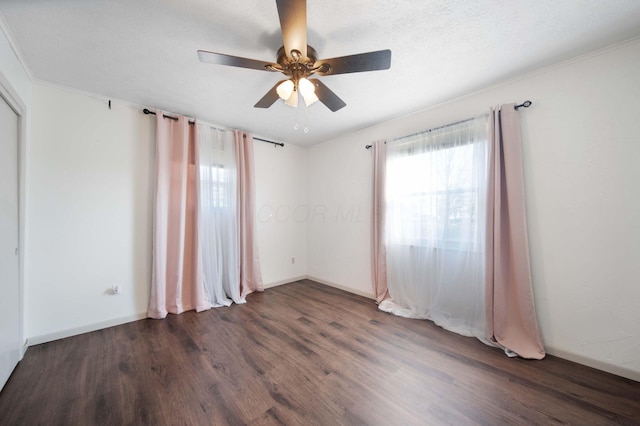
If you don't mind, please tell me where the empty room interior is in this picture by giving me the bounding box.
[1,1,639,424]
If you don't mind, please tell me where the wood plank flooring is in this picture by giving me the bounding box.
[1,280,638,425]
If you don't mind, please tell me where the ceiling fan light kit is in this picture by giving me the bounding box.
[285,89,298,107]
[198,0,391,113]
[276,79,294,100]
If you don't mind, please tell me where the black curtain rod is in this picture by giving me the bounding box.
[242,134,284,147]
[365,100,532,149]
[142,108,284,147]
[143,108,188,122]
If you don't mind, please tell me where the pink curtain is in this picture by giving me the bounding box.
[371,140,389,303]
[148,121,263,318]
[234,131,264,298]
[148,114,209,319]
[486,104,545,359]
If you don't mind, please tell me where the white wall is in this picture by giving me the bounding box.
[306,137,372,297]
[254,141,308,286]
[27,84,155,343]
[308,39,640,381]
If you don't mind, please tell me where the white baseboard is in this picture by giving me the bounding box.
[28,312,148,346]
[305,275,376,300]
[263,274,376,300]
[545,346,639,383]
[20,339,28,359]
[263,276,307,289]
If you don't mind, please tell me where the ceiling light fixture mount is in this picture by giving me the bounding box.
[267,46,324,108]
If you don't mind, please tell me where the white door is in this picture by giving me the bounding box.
[0,93,20,391]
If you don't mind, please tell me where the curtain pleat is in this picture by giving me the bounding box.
[148,114,209,318]
[371,140,389,303]
[234,131,264,298]
[486,105,545,359]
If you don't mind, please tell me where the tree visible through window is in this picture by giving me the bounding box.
[386,139,486,250]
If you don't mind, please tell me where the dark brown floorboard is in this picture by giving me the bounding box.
[1,280,638,425]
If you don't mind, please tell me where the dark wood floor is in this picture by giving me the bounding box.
[1,280,638,425]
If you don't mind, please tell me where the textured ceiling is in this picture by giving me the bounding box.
[1,0,640,146]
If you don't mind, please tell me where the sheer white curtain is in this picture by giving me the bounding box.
[380,116,490,339]
[196,125,243,307]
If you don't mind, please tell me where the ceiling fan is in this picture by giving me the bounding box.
[197,0,391,112]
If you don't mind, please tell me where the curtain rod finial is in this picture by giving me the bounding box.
[515,100,532,110]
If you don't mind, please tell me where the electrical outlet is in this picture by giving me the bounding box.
[112,285,121,295]
[291,257,295,264]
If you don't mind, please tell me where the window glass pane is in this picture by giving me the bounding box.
[199,163,229,208]
[386,127,487,250]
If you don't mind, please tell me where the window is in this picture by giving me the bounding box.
[199,163,230,209]
[385,119,488,251]
[197,130,236,213]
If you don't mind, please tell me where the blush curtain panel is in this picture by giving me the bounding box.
[234,131,264,299]
[371,140,389,303]
[373,105,545,359]
[148,114,263,319]
[485,105,545,359]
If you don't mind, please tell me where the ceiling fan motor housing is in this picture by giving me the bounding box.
[276,45,326,80]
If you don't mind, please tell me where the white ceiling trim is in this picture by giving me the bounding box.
[0,11,33,82]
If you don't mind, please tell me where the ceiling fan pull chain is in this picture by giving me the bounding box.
[293,104,299,130]
[304,105,309,133]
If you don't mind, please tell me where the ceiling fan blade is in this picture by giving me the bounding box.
[254,80,287,108]
[314,49,391,76]
[276,0,307,59]
[309,79,346,112]
[197,50,278,71]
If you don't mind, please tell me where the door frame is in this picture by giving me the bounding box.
[0,68,27,358]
